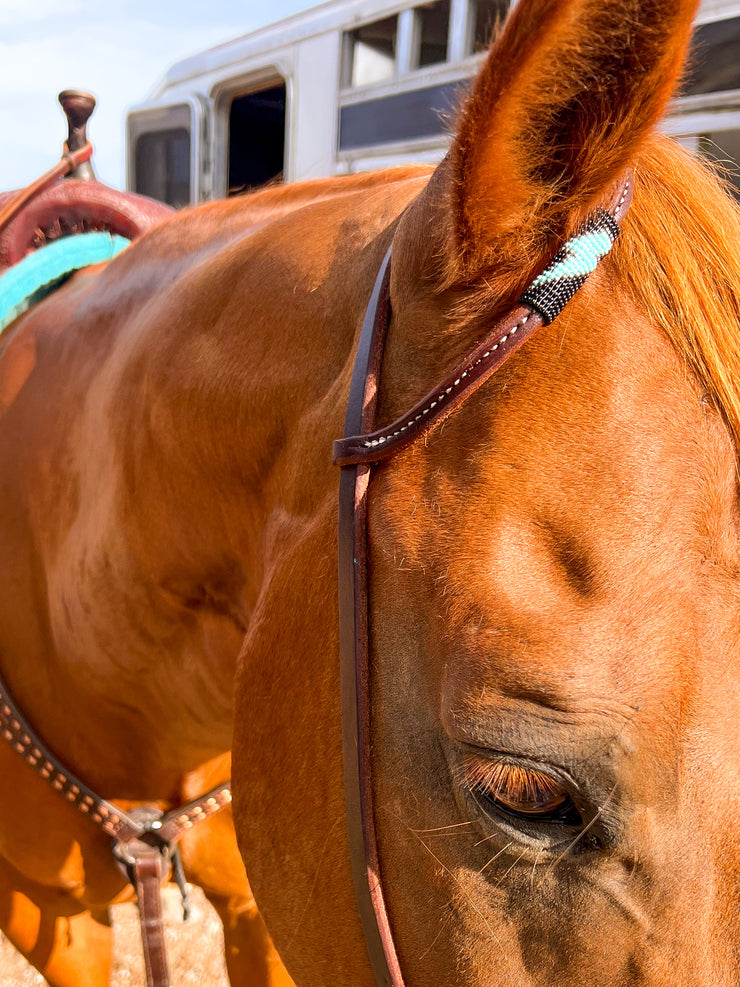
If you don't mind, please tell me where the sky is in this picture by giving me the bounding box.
[0,0,313,192]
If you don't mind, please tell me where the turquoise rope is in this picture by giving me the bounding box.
[0,232,130,334]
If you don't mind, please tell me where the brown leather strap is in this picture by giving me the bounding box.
[156,785,233,843]
[0,143,93,236]
[0,668,232,843]
[0,665,233,987]
[0,644,227,987]
[0,674,142,840]
[133,852,171,987]
[336,175,634,987]
[333,302,544,465]
[339,246,404,986]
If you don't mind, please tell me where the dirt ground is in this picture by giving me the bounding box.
[1,884,229,986]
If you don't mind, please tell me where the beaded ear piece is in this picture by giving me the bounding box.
[333,174,631,467]
[519,209,621,325]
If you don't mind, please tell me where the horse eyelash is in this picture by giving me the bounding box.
[458,753,566,807]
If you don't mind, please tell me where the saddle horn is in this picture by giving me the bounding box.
[58,89,96,181]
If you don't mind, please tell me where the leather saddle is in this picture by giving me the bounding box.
[0,178,173,271]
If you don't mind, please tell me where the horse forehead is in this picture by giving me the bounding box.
[375,286,740,712]
[434,280,729,534]
[461,369,732,682]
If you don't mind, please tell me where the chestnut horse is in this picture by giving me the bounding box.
[2,0,740,985]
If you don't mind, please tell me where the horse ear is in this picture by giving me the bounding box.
[450,0,698,276]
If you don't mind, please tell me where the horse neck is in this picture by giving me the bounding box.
[31,178,429,792]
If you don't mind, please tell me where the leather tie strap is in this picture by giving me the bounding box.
[0,668,232,844]
[133,852,171,987]
[0,142,93,236]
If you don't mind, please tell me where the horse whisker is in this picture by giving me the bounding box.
[478,841,513,876]
[411,821,474,835]
[492,848,529,889]
[549,782,619,870]
[406,824,509,961]
[283,814,343,951]
[418,907,454,961]
[530,846,546,892]
[474,831,502,847]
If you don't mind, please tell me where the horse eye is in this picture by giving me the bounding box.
[462,753,581,824]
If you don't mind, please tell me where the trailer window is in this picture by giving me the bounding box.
[134,128,190,208]
[469,0,509,53]
[685,17,740,96]
[339,79,465,149]
[345,16,398,87]
[415,0,450,67]
[228,84,286,194]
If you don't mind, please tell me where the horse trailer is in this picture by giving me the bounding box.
[125,0,740,208]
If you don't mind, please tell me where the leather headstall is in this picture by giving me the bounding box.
[334,173,634,986]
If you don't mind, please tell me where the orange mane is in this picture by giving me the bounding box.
[619,135,740,457]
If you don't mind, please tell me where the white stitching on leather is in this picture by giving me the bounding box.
[612,178,630,220]
[363,312,533,448]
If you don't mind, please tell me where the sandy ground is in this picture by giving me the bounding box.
[0,885,229,986]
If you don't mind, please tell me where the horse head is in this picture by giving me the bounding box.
[235,0,740,983]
